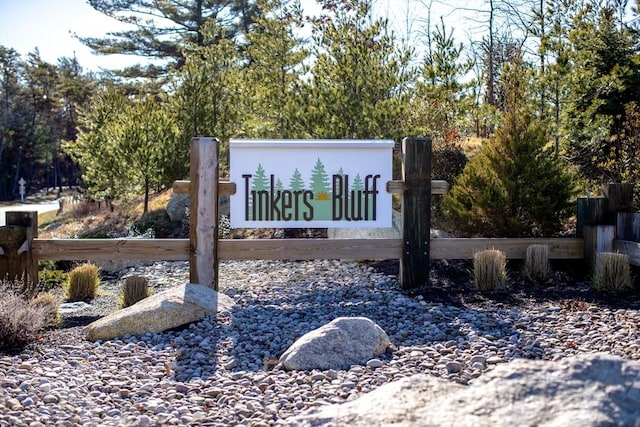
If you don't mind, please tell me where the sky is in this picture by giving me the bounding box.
[0,0,464,73]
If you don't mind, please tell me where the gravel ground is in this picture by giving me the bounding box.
[1,259,639,426]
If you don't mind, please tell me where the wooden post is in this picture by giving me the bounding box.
[189,137,219,290]
[0,211,38,295]
[583,225,615,272]
[400,137,431,289]
[602,183,634,224]
[617,212,640,242]
[576,198,608,237]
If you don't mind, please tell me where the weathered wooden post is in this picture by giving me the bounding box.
[602,183,634,222]
[400,137,432,289]
[189,137,219,290]
[0,211,38,295]
[576,197,608,237]
[583,224,615,271]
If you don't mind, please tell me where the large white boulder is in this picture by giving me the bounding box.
[284,353,640,426]
[85,283,235,341]
[279,317,391,371]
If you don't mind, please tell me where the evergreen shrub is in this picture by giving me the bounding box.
[441,58,577,237]
[66,263,100,301]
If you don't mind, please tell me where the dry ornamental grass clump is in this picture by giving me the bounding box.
[592,252,632,293]
[30,292,61,328]
[473,249,509,292]
[524,244,550,282]
[66,263,100,301]
[0,279,50,349]
[119,276,151,308]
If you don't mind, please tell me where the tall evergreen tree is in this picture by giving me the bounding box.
[79,0,258,79]
[300,0,412,140]
[564,4,640,182]
[442,56,577,237]
[242,0,308,138]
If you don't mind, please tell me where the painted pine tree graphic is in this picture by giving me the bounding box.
[290,168,304,191]
[251,164,269,220]
[310,158,330,200]
[252,164,268,191]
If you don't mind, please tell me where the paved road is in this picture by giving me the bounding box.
[0,200,60,226]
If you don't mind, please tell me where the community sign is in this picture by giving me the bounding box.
[229,139,394,228]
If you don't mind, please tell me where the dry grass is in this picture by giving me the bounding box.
[592,252,633,293]
[118,276,151,308]
[0,279,50,349]
[524,244,550,282]
[39,189,175,238]
[66,263,100,301]
[473,249,509,292]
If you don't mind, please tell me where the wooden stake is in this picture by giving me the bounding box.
[189,137,219,290]
[0,211,38,296]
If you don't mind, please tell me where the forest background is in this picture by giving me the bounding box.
[1,0,640,237]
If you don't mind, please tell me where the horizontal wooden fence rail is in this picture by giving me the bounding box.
[32,237,584,262]
[172,179,450,196]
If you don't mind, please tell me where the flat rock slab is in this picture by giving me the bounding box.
[284,353,640,426]
[86,283,235,341]
[59,301,92,314]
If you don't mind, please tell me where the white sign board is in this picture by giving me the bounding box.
[230,139,394,228]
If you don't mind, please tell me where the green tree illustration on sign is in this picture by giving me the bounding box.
[310,158,331,199]
[252,164,268,191]
[290,168,304,191]
[351,174,363,192]
[275,178,284,192]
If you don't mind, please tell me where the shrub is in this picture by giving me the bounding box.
[66,263,100,301]
[39,261,68,290]
[473,249,508,292]
[441,57,577,237]
[524,244,550,282]
[30,293,61,328]
[118,276,151,308]
[432,142,468,185]
[0,279,49,349]
[592,252,632,293]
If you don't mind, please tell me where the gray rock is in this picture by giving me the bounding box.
[284,353,640,426]
[85,283,235,341]
[166,193,190,222]
[166,193,230,222]
[58,301,92,314]
[279,317,391,371]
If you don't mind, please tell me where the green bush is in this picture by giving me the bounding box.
[592,252,632,293]
[473,249,508,292]
[118,276,151,308]
[66,263,100,301]
[441,58,577,237]
[0,279,50,349]
[39,261,68,290]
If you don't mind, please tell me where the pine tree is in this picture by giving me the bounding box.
[79,0,258,79]
[441,56,577,237]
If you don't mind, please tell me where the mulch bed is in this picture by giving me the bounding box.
[368,259,640,311]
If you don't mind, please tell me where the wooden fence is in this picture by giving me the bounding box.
[2,137,639,291]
